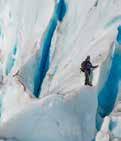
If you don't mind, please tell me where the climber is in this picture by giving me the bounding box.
[80,56,98,86]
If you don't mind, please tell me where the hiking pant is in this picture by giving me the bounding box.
[84,70,91,85]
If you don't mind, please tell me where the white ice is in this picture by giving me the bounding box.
[0,0,121,141]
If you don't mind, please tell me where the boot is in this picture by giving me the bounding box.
[88,83,93,86]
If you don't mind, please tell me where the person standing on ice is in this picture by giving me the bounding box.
[80,56,98,86]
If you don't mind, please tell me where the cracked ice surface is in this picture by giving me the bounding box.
[0,0,121,141]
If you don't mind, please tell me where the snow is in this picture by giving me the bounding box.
[0,0,121,141]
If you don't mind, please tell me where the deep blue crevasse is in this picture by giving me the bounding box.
[96,25,121,130]
[34,0,67,97]
[17,0,67,97]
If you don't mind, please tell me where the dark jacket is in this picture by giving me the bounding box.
[81,60,97,72]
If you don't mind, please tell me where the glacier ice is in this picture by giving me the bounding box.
[0,88,97,141]
[95,27,121,141]
[96,116,110,141]
[14,0,67,98]
[0,0,121,141]
[96,41,121,129]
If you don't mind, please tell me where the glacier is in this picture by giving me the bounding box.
[16,0,67,98]
[0,0,121,141]
[96,40,121,130]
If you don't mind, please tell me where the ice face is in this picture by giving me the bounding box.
[0,88,97,141]
[97,41,121,129]
[0,0,121,141]
[14,0,67,98]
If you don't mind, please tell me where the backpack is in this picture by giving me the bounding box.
[80,61,86,72]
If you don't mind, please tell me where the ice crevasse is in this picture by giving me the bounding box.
[0,0,121,141]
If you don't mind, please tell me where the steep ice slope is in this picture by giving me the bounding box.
[95,28,121,141]
[96,40,121,130]
[0,0,121,141]
[0,0,57,121]
[41,0,121,97]
[17,0,67,97]
[0,0,54,76]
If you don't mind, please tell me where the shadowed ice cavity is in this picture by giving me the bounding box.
[96,25,121,130]
[17,0,67,97]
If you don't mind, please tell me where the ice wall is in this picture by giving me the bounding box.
[10,0,67,98]
[96,26,121,130]
[0,87,97,141]
[0,0,121,141]
[0,0,55,76]
[40,0,121,98]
